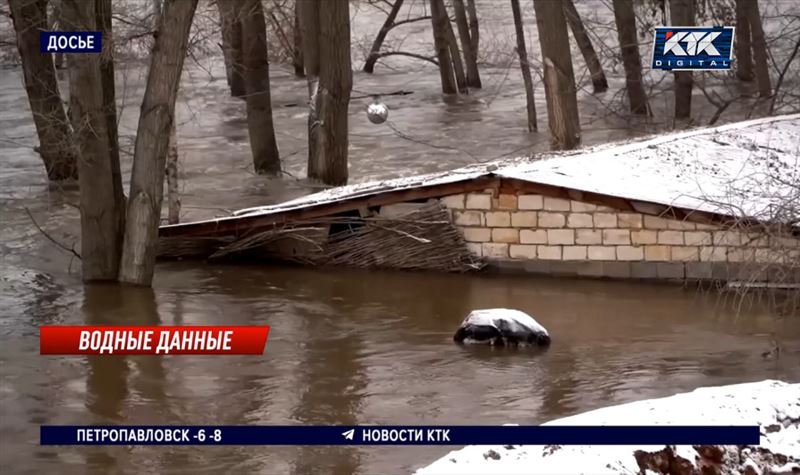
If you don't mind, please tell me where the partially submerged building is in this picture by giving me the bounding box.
[159,114,800,283]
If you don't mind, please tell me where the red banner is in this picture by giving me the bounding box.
[40,326,270,355]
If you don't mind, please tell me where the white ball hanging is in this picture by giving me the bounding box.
[366,101,388,124]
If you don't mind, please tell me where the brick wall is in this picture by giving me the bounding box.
[439,191,800,281]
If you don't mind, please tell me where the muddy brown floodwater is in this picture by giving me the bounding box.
[2,264,800,474]
[2,1,800,473]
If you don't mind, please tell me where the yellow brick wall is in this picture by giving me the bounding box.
[440,192,800,264]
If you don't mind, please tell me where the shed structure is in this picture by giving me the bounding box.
[159,114,800,282]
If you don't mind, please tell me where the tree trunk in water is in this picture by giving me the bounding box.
[217,0,246,97]
[298,0,322,179]
[119,0,198,286]
[293,2,304,77]
[510,0,536,132]
[166,121,180,225]
[563,0,607,93]
[735,0,753,81]
[429,0,457,94]
[10,0,78,181]
[452,0,481,88]
[363,0,404,73]
[96,0,126,254]
[745,0,771,97]
[466,0,479,57]
[61,0,125,281]
[533,0,580,150]
[241,0,281,175]
[316,0,352,186]
[444,11,468,94]
[669,0,693,120]
[611,0,648,115]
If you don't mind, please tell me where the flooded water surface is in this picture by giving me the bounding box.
[2,264,800,474]
[2,1,800,473]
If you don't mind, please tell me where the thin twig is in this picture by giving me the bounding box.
[25,207,81,260]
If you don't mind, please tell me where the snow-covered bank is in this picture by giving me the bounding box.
[415,380,800,475]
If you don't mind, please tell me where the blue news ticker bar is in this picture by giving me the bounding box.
[40,32,102,54]
[41,425,760,446]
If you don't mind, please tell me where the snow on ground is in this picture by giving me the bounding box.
[415,380,800,475]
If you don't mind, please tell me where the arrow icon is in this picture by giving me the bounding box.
[342,429,355,441]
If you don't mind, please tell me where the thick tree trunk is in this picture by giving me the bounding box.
[669,0,693,120]
[563,0,608,93]
[510,0,536,132]
[217,0,246,97]
[465,0,479,56]
[166,121,180,225]
[363,0,404,73]
[61,0,125,281]
[10,0,78,181]
[429,0,457,94]
[533,0,580,150]
[735,0,753,81]
[241,0,281,175]
[611,0,648,115]
[298,0,322,178]
[316,0,352,186]
[452,0,481,88]
[745,0,771,97]
[96,0,126,257]
[444,11,468,93]
[119,0,198,286]
[293,2,304,77]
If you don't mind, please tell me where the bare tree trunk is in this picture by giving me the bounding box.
[510,0,536,132]
[429,0,457,94]
[96,0,126,251]
[533,0,580,149]
[669,0,693,120]
[61,0,125,281]
[161,0,178,224]
[293,1,304,77]
[465,0,479,57]
[217,3,232,88]
[317,0,352,186]
[563,0,608,93]
[735,0,753,81]
[745,0,771,97]
[47,0,65,69]
[452,0,481,88]
[241,0,281,175]
[10,0,78,181]
[166,121,180,225]
[298,0,322,179]
[444,12,468,93]
[119,0,198,286]
[364,0,404,73]
[612,0,648,115]
[217,0,245,97]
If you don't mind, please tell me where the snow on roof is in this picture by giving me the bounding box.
[231,163,490,217]
[497,114,800,220]
[161,114,799,232]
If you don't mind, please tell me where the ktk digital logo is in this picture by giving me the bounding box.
[651,26,734,71]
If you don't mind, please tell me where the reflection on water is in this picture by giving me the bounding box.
[1,264,798,474]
